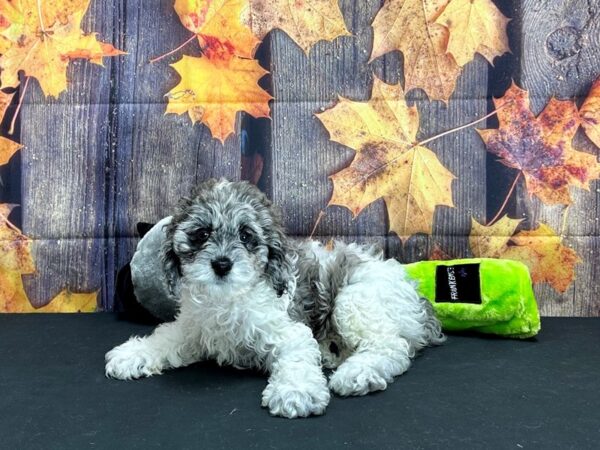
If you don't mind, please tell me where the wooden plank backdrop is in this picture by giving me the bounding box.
[515,0,600,316]
[9,0,600,315]
[20,0,116,307]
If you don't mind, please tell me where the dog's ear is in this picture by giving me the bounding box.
[161,220,181,296]
[265,238,297,298]
[264,214,297,298]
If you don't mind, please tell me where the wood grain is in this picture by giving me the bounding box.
[20,0,117,308]
[107,0,243,309]
[265,0,489,261]
[265,0,387,249]
[517,0,600,316]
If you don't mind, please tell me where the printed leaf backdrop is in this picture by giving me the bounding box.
[0,0,599,316]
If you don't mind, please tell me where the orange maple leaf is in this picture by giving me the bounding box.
[580,77,600,148]
[0,0,124,97]
[248,0,349,53]
[174,0,260,58]
[435,0,510,67]
[470,217,580,293]
[0,136,21,165]
[478,83,600,205]
[316,77,455,240]
[166,53,271,143]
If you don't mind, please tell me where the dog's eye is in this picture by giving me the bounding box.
[239,228,252,244]
[194,229,211,243]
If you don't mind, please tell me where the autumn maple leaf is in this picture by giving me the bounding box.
[370,0,510,102]
[166,53,271,143]
[316,77,455,240]
[174,0,260,58]
[0,204,97,312]
[0,90,21,164]
[478,83,600,205]
[248,0,349,53]
[0,204,35,311]
[370,0,460,102]
[580,77,600,149]
[0,0,124,97]
[470,216,580,293]
[435,0,510,67]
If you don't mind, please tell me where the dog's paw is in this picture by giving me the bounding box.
[261,380,330,419]
[329,361,389,396]
[105,338,163,380]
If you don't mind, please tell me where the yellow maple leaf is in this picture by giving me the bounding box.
[316,77,455,240]
[0,279,98,313]
[0,1,124,97]
[174,0,260,58]
[166,53,271,143]
[580,77,600,148]
[0,136,21,165]
[0,205,97,312]
[370,0,461,102]
[0,208,35,274]
[435,0,510,67]
[470,215,522,258]
[248,0,349,53]
[0,90,13,119]
[470,217,580,293]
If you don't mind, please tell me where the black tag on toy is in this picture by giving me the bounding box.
[435,264,481,304]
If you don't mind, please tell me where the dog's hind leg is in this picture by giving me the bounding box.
[328,333,412,396]
[327,261,439,396]
[105,318,203,380]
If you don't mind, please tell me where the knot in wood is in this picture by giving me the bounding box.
[546,27,581,61]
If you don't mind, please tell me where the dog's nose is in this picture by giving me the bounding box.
[211,257,233,277]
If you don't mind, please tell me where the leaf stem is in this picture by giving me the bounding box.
[10,76,30,135]
[486,172,522,226]
[418,105,509,147]
[309,210,325,239]
[37,0,46,33]
[358,101,513,185]
[149,34,197,63]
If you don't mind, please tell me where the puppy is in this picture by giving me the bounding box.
[105,179,444,418]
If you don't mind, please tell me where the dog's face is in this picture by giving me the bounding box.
[163,179,294,297]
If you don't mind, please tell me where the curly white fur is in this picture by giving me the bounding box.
[105,179,444,418]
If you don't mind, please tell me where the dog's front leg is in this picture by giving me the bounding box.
[105,317,203,380]
[258,321,330,418]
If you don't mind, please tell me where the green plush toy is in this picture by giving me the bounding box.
[404,258,541,339]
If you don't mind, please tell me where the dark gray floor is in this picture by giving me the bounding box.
[1,315,598,449]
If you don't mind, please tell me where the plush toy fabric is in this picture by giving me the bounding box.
[129,217,179,322]
[404,258,541,339]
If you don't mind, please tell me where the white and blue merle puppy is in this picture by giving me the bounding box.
[105,179,444,418]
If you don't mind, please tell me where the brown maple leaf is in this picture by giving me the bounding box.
[174,0,260,58]
[248,0,349,53]
[478,83,600,205]
[166,53,271,143]
[580,77,600,148]
[435,0,510,67]
[0,1,124,97]
[316,77,455,240]
[470,217,580,293]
